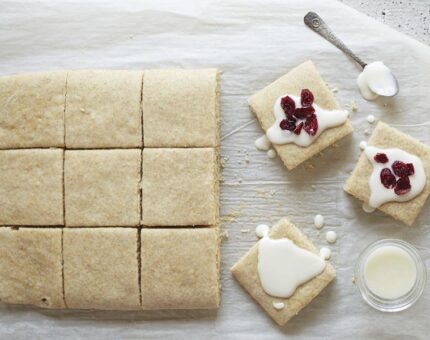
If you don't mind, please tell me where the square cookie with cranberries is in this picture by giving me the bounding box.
[344,122,430,225]
[248,60,353,170]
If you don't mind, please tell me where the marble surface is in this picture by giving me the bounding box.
[342,0,429,45]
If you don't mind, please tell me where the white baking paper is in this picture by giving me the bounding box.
[0,0,429,338]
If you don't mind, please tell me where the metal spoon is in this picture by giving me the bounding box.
[304,11,399,97]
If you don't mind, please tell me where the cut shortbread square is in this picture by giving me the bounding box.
[231,217,336,326]
[141,228,220,309]
[141,148,219,226]
[0,149,63,225]
[248,60,353,170]
[0,227,64,309]
[65,70,143,148]
[0,71,66,148]
[344,122,430,225]
[142,69,220,148]
[63,228,140,310]
[65,149,140,227]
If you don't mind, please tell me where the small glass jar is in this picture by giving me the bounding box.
[354,239,426,312]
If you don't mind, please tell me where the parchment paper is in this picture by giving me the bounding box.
[0,0,429,338]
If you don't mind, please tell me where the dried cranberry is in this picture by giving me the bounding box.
[294,106,315,119]
[293,122,304,135]
[374,153,389,164]
[279,117,296,131]
[392,161,410,178]
[406,163,415,176]
[280,96,296,116]
[380,168,396,189]
[303,113,318,136]
[300,89,314,108]
[394,176,411,195]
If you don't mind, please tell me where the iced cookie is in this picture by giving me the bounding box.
[344,122,430,225]
[248,60,353,170]
[231,218,336,326]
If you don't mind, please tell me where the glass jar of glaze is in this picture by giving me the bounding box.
[354,239,426,312]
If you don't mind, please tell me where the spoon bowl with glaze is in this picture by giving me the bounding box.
[304,11,399,100]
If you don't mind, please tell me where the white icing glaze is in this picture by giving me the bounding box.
[365,146,426,208]
[367,115,375,124]
[362,202,376,213]
[255,224,270,238]
[325,231,337,244]
[266,95,349,147]
[364,245,417,300]
[255,134,271,151]
[357,61,398,101]
[314,214,324,229]
[272,301,285,310]
[320,247,331,260]
[257,234,326,298]
[359,140,368,150]
[267,149,277,159]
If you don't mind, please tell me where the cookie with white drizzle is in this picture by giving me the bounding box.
[345,121,430,225]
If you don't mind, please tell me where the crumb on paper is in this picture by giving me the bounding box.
[330,87,338,94]
[220,230,229,241]
[352,275,356,284]
[240,229,250,233]
[351,100,358,112]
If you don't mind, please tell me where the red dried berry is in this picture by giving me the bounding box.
[280,96,296,116]
[394,176,411,195]
[380,168,397,189]
[406,163,415,176]
[294,106,315,119]
[392,161,410,178]
[293,122,304,135]
[374,153,389,164]
[279,117,296,131]
[300,89,314,108]
[303,113,318,136]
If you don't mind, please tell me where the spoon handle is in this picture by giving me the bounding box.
[304,11,367,68]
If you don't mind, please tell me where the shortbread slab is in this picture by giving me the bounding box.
[0,227,64,309]
[65,70,143,148]
[0,149,63,225]
[344,122,430,225]
[63,228,140,310]
[65,150,140,227]
[142,69,220,148]
[141,228,220,309]
[141,148,219,226]
[231,217,336,326]
[248,60,353,170]
[0,71,66,148]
